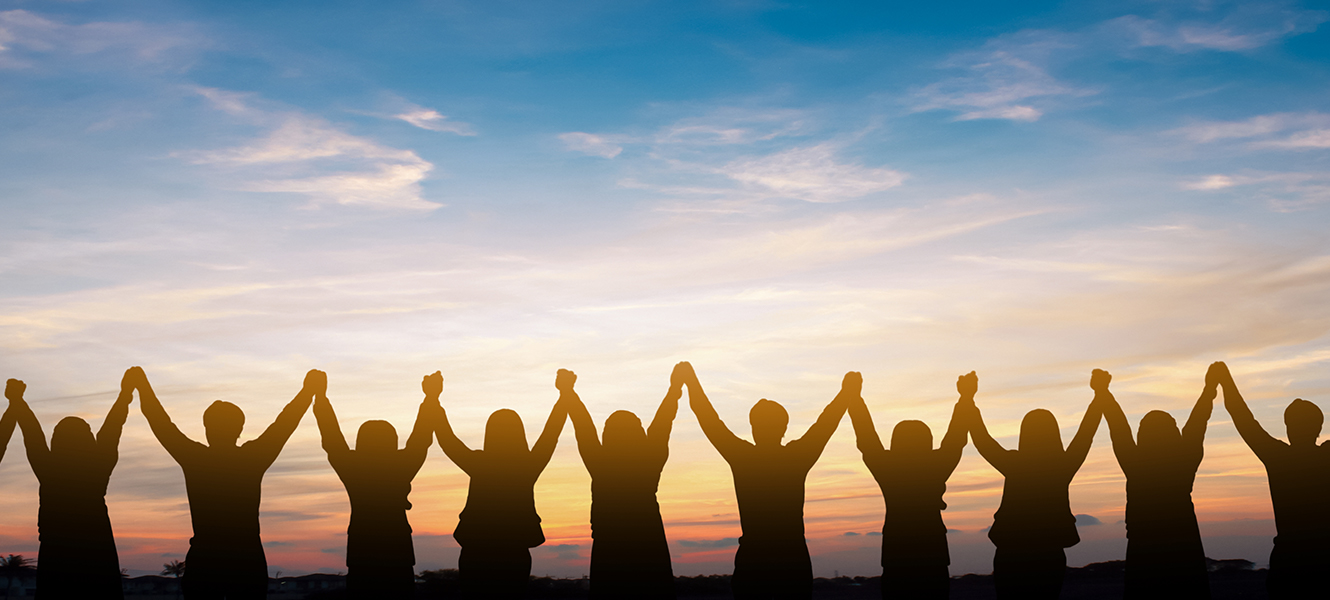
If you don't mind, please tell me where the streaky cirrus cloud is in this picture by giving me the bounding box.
[1169,112,1330,148]
[0,9,201,69]
[718,144,905,203]
[393,106,476,136]
[559,132,624,158]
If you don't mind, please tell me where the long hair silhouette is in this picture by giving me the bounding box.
[135,366,319,600]
[1218,361,1330,599]
[434,371,570,599]
[967,372,1104,600]
[313,372,437,599]
[687,368,856,600]
[565,363,684,599]
[849,372,973,600]
[7,373,131,599]
[1099,366,1215,599]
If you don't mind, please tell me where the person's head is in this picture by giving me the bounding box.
[1137,410,1181,452]
[890,420,933,454]
[1018,409,1064,454]
[355,420,399,454]
[750,399,788,447]
[203,401,245,447]
[50,416,96,459]
[484,409,529,455]
[1285,399,1323,447]
[602,410,646,451]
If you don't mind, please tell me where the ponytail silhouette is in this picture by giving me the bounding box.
[967,371,1103,600]
[565,363,684,599]
[7,373,131,599]
[1219,361,1330,599]
[1100,366,1213,599]
[313,373,437,599]
[435,370,570,599]
[850,372,973,600]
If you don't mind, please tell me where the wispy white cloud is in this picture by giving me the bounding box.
[1108,8,1326,52]
[718,144,905,203]
[0,9,199,69]
[559,132,624,158]
[180,89,439,211]
[1170,112,1330,150]
[911,34,1094,122]
[1180,171,1330,210]
[393,107,476,135]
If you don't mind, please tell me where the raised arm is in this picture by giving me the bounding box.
[131,366,205,461]
[249,369,320,468]
[1093,369,1135,472]
[1215,362,1282,459]
[0,405,14,466]
[1182,363,1219,447]
[6,379,49,477]
[847,394,884,459]
[937,372,977,473]
[646,363,685,446]
[1065,376,1105,474]
[403,383,439,473]
[791,371,856,460]
[313,391,350,468]
[529,369,572,475]
[683,365,748,461]
[96,369,136,468]
[966,398,1014,475]
[428,372,479,474]
[560,370,601,470]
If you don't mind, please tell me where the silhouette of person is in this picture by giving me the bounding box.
[1217,361,1330,599]
[134,366,320,600]
[434,370,571,599]
[686,367,857,600]
[0,399,14,467]
[1099,366,1214,599]
[313,372,438,600]
[849,371,974,600]
[967,372,1103,600]
[565,363,686,600]
[7,372,132,599]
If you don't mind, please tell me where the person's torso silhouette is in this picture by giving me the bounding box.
[135,367,317,600]
[566,365,682,599]
[8,375,129,600]
[314,374,435,599]
[687,369,856,600]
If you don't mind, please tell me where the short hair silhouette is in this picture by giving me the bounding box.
[851,371,974,600]
[689,368,856,599]
[435,371,570,599]
[565,364,684,599]
[314,373,436,600]
[8,374,132,599]
[1220,362,1330,599]
[968,371,1104,600]
[1100,366,1215,599]
[136,366,318,600]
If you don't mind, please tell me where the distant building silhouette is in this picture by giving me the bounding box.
[566,363,686,599]
[7,373,131,599]
[850,371,974,600]
[688,368,857,599]
[967,370,1105,600]
[313,372,437,599]
[136,366,319,600]
[1100,365,1215,599]
[434,370,571,599]
[1218,362,1330,599]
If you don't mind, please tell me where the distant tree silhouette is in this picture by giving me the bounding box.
[435,370,571,599]
[1218,361,1330,599]
[135,366,319,600]
[1,554,36,600]
[688,368,856,600]
[565,363,685,599]
[1099,366,1215,599]
[849,371,973,600]
[8,373,131,599]
[967,371,1104,600]
[314,372,436,599]
[162,560,186,578]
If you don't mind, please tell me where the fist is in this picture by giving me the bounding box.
[555,369,577,392]
[1206,362,1230,388]
[122,366,146,391]
[671,362,696,388]
[304,369,328,396]
[1090,369,1112,392]
[957,371,978,397]
[422,371,443,397]
[841,371,863,397]
[5,379,25,402]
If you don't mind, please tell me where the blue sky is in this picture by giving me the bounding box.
[2,0,1330,578]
